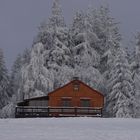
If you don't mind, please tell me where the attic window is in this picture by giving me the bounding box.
[74,84,79,91]
[73,82,80,91]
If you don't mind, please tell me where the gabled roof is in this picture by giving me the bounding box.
[48,80,104,97]
[18,79,104,104]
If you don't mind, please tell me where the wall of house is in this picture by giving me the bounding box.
[48,81,104,108]
[28,100,48,106]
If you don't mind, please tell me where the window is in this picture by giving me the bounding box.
[73,84,79,91]
[80,99,90,107]
[62,99,71,107]
[73,82,80,91]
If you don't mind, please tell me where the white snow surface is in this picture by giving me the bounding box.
[0,118,140,140]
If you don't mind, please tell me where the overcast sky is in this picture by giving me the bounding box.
[0,0,140,69]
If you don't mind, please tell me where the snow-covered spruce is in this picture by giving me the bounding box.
[21,43,54,99]
[0,48,10,110]
[106,48,135,118]
[70,11,103,91]
[131,33,140,117]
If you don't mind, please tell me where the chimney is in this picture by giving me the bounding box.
[73,77,79,81]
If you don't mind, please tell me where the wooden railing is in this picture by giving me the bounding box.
[15,106,103,118]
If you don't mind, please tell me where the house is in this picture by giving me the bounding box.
[15,78,104,118]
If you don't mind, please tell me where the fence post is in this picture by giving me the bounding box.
[47,107,50,117]
[75,107,77,116]
[15,107,17,118]
[101,108,103,117]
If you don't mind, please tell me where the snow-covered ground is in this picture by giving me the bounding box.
[0,118,140,140]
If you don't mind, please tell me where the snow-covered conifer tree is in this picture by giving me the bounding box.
[45,0,73,89]
[70,11,103,90]
[87,7,123,114]
[0,48,10,109]
[0,49,31,118]
[131,33,140,117]
[22,43,54,99]
[23,0,73,94]
[48,0,65,28]
[0,54,23,118]
[88,6,121,73]
[21,48,31,66]
[10,54,23,99]
[106,48,135,117]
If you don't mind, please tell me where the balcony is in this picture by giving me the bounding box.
[15,106,103,118]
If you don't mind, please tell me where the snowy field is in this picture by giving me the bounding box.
[0,118,140,140]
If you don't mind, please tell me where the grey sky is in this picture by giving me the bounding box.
[0,0,140,69]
